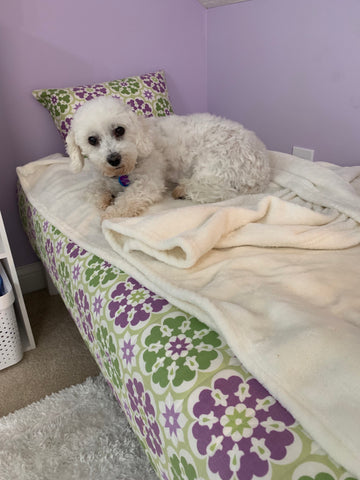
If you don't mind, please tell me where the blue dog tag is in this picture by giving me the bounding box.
[118,175,130,187]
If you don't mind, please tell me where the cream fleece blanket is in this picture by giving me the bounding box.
[17,152,360,477]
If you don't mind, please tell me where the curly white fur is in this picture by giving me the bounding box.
[66,96,270,218]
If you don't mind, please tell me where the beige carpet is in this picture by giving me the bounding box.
[0,376,158,480]
[0,289,99,417]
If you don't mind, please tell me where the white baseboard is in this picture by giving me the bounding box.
[17,262,47,294]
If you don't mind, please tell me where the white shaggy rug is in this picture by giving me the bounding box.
[0,375,158,480]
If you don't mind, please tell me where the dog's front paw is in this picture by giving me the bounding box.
[102,205,124,220]
[172,184,187,199]
[97,192,114,211]
[101,203,142,219]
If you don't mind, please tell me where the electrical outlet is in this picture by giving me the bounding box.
[292,146,314,161]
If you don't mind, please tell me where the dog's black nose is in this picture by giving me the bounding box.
[107,153,122,167]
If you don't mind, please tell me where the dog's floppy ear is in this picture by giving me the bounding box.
[135,116,154,158]
[66,130,85,173]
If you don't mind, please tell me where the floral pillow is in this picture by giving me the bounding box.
[32,70,174,141]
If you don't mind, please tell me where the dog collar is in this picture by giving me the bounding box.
[118,175,130,187]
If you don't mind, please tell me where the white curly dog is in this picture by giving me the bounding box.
[66,96,270,218]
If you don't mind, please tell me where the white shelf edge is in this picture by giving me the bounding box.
[0,236,5,259]
[0,213,36,351]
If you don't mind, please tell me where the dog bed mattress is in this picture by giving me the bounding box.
[17,154,359,480]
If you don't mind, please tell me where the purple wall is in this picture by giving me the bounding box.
[207,0,360,167]
[0,0,207,266]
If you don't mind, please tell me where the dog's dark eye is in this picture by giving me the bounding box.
[88,136,99,146]
[114,126,125,138]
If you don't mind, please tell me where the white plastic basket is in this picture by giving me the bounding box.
[0,262,23,369]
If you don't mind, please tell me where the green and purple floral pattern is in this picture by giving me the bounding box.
[18,184,358,480]
[189,370,296,480]
[141,315,223,393]
[32,70,174,140]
